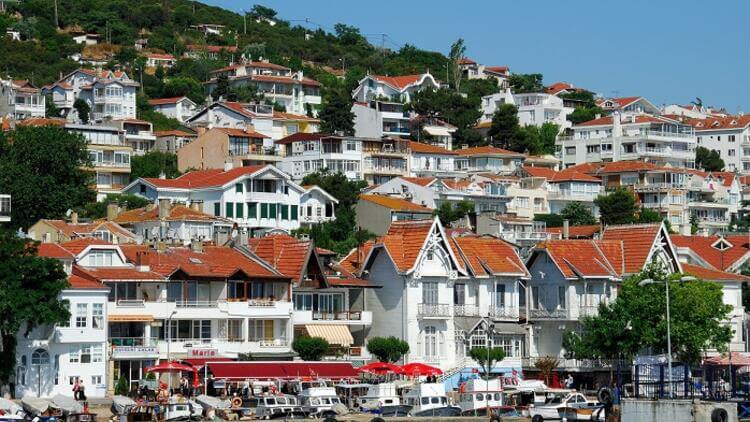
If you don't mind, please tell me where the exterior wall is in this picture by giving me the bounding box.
[409,153,456,176]
[279,138,363,182]
[505,183,549,219]
[354,201,393,236]
[368,179,438,208]
[0,80,45,120]
[365,250,405,341]
[547,181,601,216]
[65,124,132,200]
[695,127,750,174]
[153,100,197,123]
[177,130,229,171]
[299,189,336,225]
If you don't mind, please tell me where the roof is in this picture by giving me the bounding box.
[358,194,433,213]
[207,362,357,380]
[146,53,175,60]
[400,177,437,187]
[546,82,574,95]
[687,115,750,131]
[455,146,525,158]
[670,235,750,271]
[484,66,509,75]
[545,225,601,239]
[215,127,267,139]
[371,74,425,90]
[457,58,476,65]
[185,44,238,53]
[551,170,601,183]
[73,265,165,282]
[247,234,312,282]
[68,273,109,290]
[148,96,192,106]
[600,224,663,274]
[450,236,528,277]
[409,141,457,155]
[681,263,750,282]
[58,238,116,255]
[537,240,623,278]
[154,129,197,137]
[596,160,662,174]
[273,111,320,122]
[37,243,75,259]
[34,219,136,241]
[379,219,435,272]
[17,118,66,127]
[140,165,267,189]
[441,179,472,190]
[210,61,291,73]
[597,96,642,109]
[250,74,320,87]
[114,204,232,225]
[521,166,556,179]
[275,132,331,145]
[575,114,672,127]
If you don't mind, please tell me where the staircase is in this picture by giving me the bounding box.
[438,357,472,383]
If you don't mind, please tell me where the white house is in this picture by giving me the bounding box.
[352,100,411,138]
[148,96,198,123]
[276,133,364,181]
[688,115,750,174]
[300,185,338,226]
[0,79,45,120]
[352,73,440,103]
[185,101,275,139]
[144,53,176,69]
[455,146,526,175]
[480,90,573,131]
[408,141,460,177]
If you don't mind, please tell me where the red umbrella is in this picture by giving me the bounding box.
[357,362,403,375]
[400,362,443,377]
[146,361,200,388]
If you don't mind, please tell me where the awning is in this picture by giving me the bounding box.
[181,358,233,370]
[492,322,527,335]
[207,362,358,380]
[304,324,353,346]
[424,126,452,137]
[109,314,154,322]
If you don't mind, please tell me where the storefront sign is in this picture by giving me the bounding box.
[188,348,218,358]
[111,346,159,359]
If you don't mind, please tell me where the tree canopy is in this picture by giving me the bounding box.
[78,193,150,219]
[434,201,474,226]
[366,336,410,363]
[319,87,355,135]
[560,202,597,226]
[0,126,95,230]
[595,188,637,226]
[130,151,181,180]
[695,146,725,172]
[487,103,523,149]
[292,336,330,361]
[409,87,482,145]
[469,347,506,378]
[507,73,544,93]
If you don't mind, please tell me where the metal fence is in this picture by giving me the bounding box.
[630,363,693,399]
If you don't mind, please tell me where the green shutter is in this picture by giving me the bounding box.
[291,205,298,221]
[235,183,243,193]
[236,202,244,218]
[281,204,289,220]
[260,203,268,219]
[226,202,234,218]
[214,202,221,216]
[248,202,257,218]
[269,203,277,218]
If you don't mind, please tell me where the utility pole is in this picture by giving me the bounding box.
[54,0,59,29]
[242,9,247,35]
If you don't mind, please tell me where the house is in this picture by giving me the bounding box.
[0,79,45,120]
[300,185,338,226]
[352,100,411,138]
[361,137,410,185]
[112,202,234,244]
[595,96,661,115]
[185,101,275,139]
[176,127,277,172]
[476,214,555,247]
[122,164,337,234]
[189,24,226,36]
[518,166,602,216]
[144,53,176,69]
[183,44,238,60]
[662,104,727,119]
[28,214,137,244]
[416,118,457,150]
[408,141,460,177]
[556,113,697,169]
[271,111,320,140]
[352,73,440,103]
[479,90,573,131]
[0,194,9,223]
[72,33,100,45]
[354,194,433,235]
[458,58,511,88]
[340,218,529,375]
[367,176,440,209]
[65,123,132,200]
[687,115,750,174]
[276,133,364,182]
[204,61,321,115]
[154,129,197,153]
[105,119,156,156]
[148,97,198,123]
[670,234,750,273]
[455,146,526,174]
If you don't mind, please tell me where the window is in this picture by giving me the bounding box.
[214,202,221,216]
[31,348,49,365]
[558,286,567,309]
[226,202,234,218]
[235,202,244,218]
[280,204,289,220]
[494,284,506,308]
[247,202,257,218]
[88,250,114,266]
[75,304,88,328]
[248,319,274,341]
[729,135,736,142]
[91,375,102,385]
[728,149,736,157]
[235,183,243,193]
[54,355,60,384]
[80,345,92,363]
[531,286,540,309]
[422,282,438,305]
[291,205,298,220]
[269,203,277,218]
[453,283,465,305]
[424,326,437,357]
[92,303,103,329]
[260,203,269,219]
[69,345,80,363]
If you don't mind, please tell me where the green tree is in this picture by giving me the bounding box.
[595,188,637,225]
[45,95,61,118]
[564,264,732,367]
[366,336,410,363]
[636,206,663,224]
[460,78,500,101]
[469,347,506,378]
[408,87,482,145]
[212,74,230,101]
[130,151,180,180]
[0,233,71,384]
[568,106,604,125]
[162,76,204,104]
[292,336,330,361]
[73,98,90,124]
[433,201,474,226]
[518,122,560,155]
[534,213,564,228]
[448,38,466,92]
[79,194,150,219]
[0,126,95,229]
[487,104,523,150]
[695,146,725,171]
[114,376,129,396]
[560,202,597,226]
[507,73,544,93]
[319,87,355,135]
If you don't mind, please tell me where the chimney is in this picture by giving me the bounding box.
[595,113,601,120]
[191,240,204,253]
[461,144,469,149]
[223,160,233,171]
[70,211,79,225]
[562,219,570,240]
[158,198,171,220]
[106,203,119,221]
[145,202,156,212]
[158,171,166,180]
[190,200,203,212]
[612,111,622,138]
[135,251,150,272]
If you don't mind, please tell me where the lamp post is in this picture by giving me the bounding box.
[638,276,696,398]
[166,310,177,393]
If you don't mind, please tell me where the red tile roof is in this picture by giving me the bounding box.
[114,205,231,225]
[359,194,433,213]
[37,243,75,259]
[545,225,602,239]
[247,234,312,283]
[687,115,750,131]
[146,53,175,60]
[596,160,662,174]
[275,132,331,145]
[484,66,509,75]
[141,165,266,189]
[551,170,601,183]
[148,97,190,106]
[74,265,165,282]
[400,177,437,187]
[601,224,663,274]
[17,118,66,127]
[380,220,435,272]
[371,74,425,90]
[68,273,109,290]
[216,127,268,139]
[409,141,457,155]
[546,82,574,95]
[455,146,524,157]
[154,130,197,137]
[450,236,528,277]
[537,239,623,278]
[441,179,472,190]
[681,263,750,282]
[59,238,115,255]
[670,235,750,271]
[185,44,238,53]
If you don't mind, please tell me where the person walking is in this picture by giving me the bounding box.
[78,379,87,401]
[72,378,80,400]
[564,374,575,389]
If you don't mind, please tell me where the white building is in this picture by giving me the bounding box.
[276,133,364,181]
[352,100,411,138]
[517,166,602,216]
[352,73,440,103]
[455,146,526,175]
[144,53,176,69]
[688,115,750,174]
[458,58,510,88]
[185,101,276,139]
[0,79,45,120]
[122,164,337,234]
[148,97,198,123]
[408,141,461,177]
[340,218,529,376]
[480,90,573,131]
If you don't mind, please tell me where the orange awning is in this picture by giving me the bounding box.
[108,315,154,322]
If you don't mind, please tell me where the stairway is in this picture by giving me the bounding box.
[438,357,472,383]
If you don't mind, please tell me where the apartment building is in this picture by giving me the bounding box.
[186,101,275,138]
[367,177,441,209]
[595,96,661,115]
[352,100,411,138]
[340,218,529,376]
[276,133,364,181]
[177,127,276,172]
[458,58,510,88]
[687,115,750,174]
[144,53,176,69]
[557,113,697,169]
[123,164,337,234]
[271,111,320,140]
[354,194,434,235]
[154,130,197,154]
[408,141,460,177]
[518,166,602,216]
[362,137,410,185]
[455,146,526,175]
[352,73,440,103]
[205,61,321,115]
[0,78,45,120]
[42,68,139,122]
[300,185,338,226]
[148,97,198,123]
[105,119,156,156]
[66,123,133,199]
[479,90,573,131]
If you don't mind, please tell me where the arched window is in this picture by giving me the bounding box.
[31,349,49,365]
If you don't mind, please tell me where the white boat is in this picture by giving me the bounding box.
[458,378,516,416]
[163,396,202,421]
[297,387,341,417]
[255,395,305,419]
[402,383,461,417]
[528,391,605,422]
[357,383,411,416]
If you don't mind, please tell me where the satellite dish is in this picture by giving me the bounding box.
[65,209,73,217]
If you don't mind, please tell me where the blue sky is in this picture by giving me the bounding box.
[207,0,750,112]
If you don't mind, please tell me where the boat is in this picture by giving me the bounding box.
[527,391,605,421]
[357,383,411,417]
[334,382,371,410]
[194,395,231,419]
[457,378,518,417]
[22,397,62,419]
[402,383,461,417]
[297,387,342,417]
[111,396,157,422]
[0,398,26,420]
[255,395,306,419]
[162,396,201,421]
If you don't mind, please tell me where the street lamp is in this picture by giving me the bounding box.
[166,310,177,392]
[638,275,696,398]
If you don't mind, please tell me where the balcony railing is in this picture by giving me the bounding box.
[528,307,569,319]
[522,357,627,369]
[489,306,520,319]
[110,337,155,346]
[417,303,451,318]
[313,311,364,321]
[175,300,218,308]
[116,299,145,307]
[634,183,689,191]
[383,127,410,134]
[258,338,288,348]
[453,304,479,317]
[93,161,130,168]
[578,306,600,317]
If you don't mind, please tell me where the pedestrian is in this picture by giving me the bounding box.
[180,377,189,397]
[207,375,216,397]
[565,374,575,389]
[78,379,87,401]
[72,378,80,400]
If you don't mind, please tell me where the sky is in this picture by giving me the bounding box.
[206,0,750,112]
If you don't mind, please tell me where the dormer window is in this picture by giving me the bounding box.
[89,250,114,266]
[711,237,733,251]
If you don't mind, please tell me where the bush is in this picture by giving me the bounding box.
[366,336,409,363]
[292,336,330,361]
[115,376,129,395]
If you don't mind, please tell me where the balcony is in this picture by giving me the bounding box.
[578,306,600,318]
[92,160,130,169]
[175,300,219,308]
[528,307,570,320]
[500,231,556,243]
[547,191,599,201]
[453,304,480,317]
[109,298,293,320]
[489,306,520,320]
[293,310,373,326]
[417,303,451,318]
[362,165,407,175]
[383,126,410,135]
[634,183,689,192]
[522,356,626,369]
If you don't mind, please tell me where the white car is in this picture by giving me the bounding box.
[529,392,605,421]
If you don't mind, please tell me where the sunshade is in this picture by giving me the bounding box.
[400,362,443,376]
[357,362,403,375]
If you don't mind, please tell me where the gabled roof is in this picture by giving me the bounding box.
[247,234,313,283]
[114,204,233,225]
[450,235,529,277]
[40,219,138,242]
[484,66,509,75]
[67,273,109,290]
[185,44,238,53]
[670,235,750,271]
[409,141,457,155]
[215,127,268,139]
[135,165,279,190]
[601,223,678,275]
[37,243,76,260]
[681,263,750,282]
[596,160,662,174]
[358,194,433,213]
[154,130,197,137]
[378,219,438,273]
[520,165,556,179]
[535,239,623,278]
[440,179,472,191]
[275,132,332,145]
[400,177,438,187]
[545,224,601,239]
[148,96,195,106]
[371,74,425,90]
[546,82,574,95]
[687,115,750,131]
[455,146,525,158]
[73,265,165,282]
[59,238,115,255]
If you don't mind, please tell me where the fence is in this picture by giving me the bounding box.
[630,363,693,399]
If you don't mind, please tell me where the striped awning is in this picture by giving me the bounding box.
[109,315,155,322]
[304,324,353,347]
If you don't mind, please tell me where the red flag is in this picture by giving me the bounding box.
[472,368,479,373]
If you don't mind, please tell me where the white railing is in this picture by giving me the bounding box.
[258,338,288,348]
[175,300,218,308]
[522,357,626,369]
[547,191,599,201]
[116,299,145,307]
[313,311,364,321]
[93,161,130,168]
[248,299,285,307]
[578,306,600,317]
[489,306,520,319]
[417,303,451,317]
[634,183,689,191]
[453,304,479,317]
[528,307,569,319]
